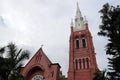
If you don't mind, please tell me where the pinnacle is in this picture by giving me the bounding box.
[76,2,82,18]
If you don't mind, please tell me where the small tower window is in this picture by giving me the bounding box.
[75,39,80,48]
[82,38,87,48]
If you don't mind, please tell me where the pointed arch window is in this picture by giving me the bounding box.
[75,59,78,70]
[86,58,89,69]
[75,38,80,48]
[51,71,54,77]
[83,58,85,69]
[82,38,87,48]
[79,59,82,69]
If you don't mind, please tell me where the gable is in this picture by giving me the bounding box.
[20,48,52,76]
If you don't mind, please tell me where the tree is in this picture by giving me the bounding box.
[93,70,106,80]
[98,3,120,79]
[0,43,30,80]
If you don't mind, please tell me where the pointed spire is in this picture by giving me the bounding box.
[73,2,86,31]
[76,2,82,19]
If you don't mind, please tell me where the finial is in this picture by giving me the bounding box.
[77,2,79,9]
[71,19,73,26]
[76,2,80,12]
[41,44,43,48]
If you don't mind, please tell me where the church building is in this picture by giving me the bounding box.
[20,3,98,80]
[20,48,61,80]
[68,3,98,80]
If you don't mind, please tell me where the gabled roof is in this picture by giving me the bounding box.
[20,47,61,80]
[22,48,52,73]
[40,48,52,64]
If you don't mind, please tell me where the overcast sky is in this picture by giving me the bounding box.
[0,0,120,77]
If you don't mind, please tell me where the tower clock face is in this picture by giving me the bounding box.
[32,74,43,80]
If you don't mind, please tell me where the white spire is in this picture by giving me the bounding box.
[74,2,85,31]
[75,2,82,19]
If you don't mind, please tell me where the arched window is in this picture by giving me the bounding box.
[75,39,80,48]
[86,58,89,69]
[82,38,87,48]
[75,59,78,70]
[83,58,85,69]
[79,59,81,69]
[51,71,54,77]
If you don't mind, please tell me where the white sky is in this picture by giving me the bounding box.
[0,0,120,77]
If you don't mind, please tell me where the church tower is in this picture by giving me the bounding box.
[68,3,98,80]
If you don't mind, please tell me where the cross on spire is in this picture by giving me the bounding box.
[41,44,43,48]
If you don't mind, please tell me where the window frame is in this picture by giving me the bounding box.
[75,38,80,48]
[82,38,87,48]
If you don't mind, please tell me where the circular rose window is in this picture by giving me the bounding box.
[32,74,43,80]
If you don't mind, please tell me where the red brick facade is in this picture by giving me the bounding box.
[20,48,60,80]
[68,4,98,80]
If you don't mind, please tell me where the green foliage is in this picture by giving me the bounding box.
[93,70,106,80]
[59,76,67,80]
[98,3,120,79]
[98,3,120,55]
[0,42,30,80]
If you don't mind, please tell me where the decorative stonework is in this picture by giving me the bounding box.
[35,52,42,63]
[32,74,43,80]
[73,3,88,32]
